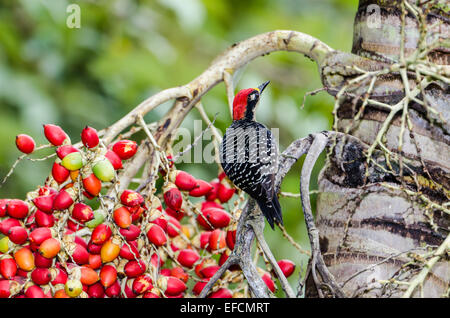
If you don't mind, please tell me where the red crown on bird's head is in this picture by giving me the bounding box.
[232,88,255,121]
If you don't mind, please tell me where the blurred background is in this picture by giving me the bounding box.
[0,0,358,294]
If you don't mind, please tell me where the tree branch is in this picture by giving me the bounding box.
[102,31,332,147]
[300,132,346,298]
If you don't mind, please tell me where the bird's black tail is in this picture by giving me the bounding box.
[256,195,283,230]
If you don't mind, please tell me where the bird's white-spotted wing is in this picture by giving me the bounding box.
[220,121,278,201]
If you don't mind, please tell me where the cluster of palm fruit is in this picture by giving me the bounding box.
[0,124,295,298]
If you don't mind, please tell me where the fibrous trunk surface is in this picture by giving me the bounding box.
[312,0,449,297]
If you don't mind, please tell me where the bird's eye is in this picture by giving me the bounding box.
[249,93,258,101]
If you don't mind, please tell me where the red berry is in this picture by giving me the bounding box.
[166,215,181,237]
[16,134,35,154]
[0,258,17,279]
[34,252,53,268]
[143,290,160,298]
[14,247,35,272]
[177,249,200,268]
[52,161,70,184]
[208,229,226,251]
[192,281,208,296]
[150,253,164,268]
[80,266,99,286]
[218,250,240,271]
[87,282,105,298]
[8,226,28,244]
[88,254,102,270]
[43,124,68,146]
[198,231,212,250]
[189,179,214,197]
[67,219,84,232]
[123,280,137,298]
[203,208,231,229]
[38,186,57,196]
[146,224,167,246]
[119,224,141,241]
[6,199,29,219]
[130,206,145,222]
[218,171,227,181]
[226,227,237,250]
[209,288,232,298]
[87,240,102,255]
[200,265,220,279]
[119,240,140,260]
[33,195,55,214]
[217,181,235,203]
[120,190,144,207]
[261,271,275,292]
[35,210,55,227]
[170,267,189,283]
[132,275,153,295]
[165,207,184,221]
[157,276,186,296]
[113,206,132,229]
[277,259,296,278]
[0,199,9,217]
[105,280,120,297]
[82,173,102,197]
[39,238,61,259]
[160,268,171,277]
[100,265,117,288]
[68,243,90,265]
[81,126,99,148]
[163,184,182,212]
[91,224,112,245]
[31,268,52,285]
[71,203,94,223]
[151,216,167,232]
[112,140,138,160]
[73,235,87,249]
[0,280,20,298]
[53,189,75,211]
[205,181,219,201]
[124,259,146,278]
[25,285,45,298]
[169,170,197,191]
[201,201,223,211]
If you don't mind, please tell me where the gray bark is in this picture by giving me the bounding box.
[310,0,449,297]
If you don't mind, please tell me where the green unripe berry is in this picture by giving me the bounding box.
[0,236,12,253]
[92,159,115,182]
[85,210,106,228]
[61,152,84,171]
[65,279,83,298]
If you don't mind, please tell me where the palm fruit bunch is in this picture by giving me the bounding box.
[0,124,295,298]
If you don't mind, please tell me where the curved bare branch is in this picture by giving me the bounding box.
[300,132,346,298]
[102,30,333,145]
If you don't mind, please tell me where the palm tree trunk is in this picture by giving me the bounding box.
[310,0,449,297]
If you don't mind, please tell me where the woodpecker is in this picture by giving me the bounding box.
[219,81,282,229]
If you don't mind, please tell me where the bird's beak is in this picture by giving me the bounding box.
[257,81,270,94]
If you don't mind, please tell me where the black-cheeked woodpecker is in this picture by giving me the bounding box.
[219,81,283,229]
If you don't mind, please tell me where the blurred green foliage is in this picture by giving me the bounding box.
[0,0,358,295]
